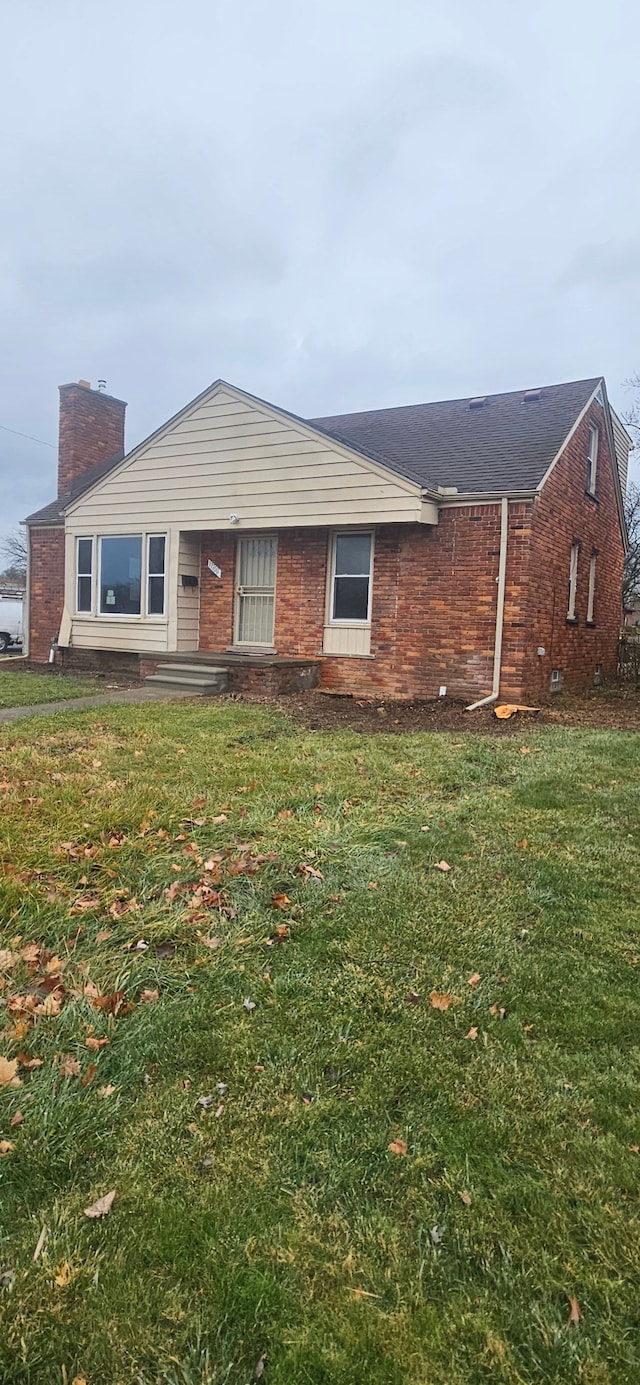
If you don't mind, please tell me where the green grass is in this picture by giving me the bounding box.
[0,701,639,1385]
[0,670,104,708]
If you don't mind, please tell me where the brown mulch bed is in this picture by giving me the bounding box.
[276,687,640,735]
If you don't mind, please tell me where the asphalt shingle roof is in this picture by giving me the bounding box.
[308,378,601,493]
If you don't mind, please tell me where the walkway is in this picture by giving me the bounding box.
[0,685,196,724]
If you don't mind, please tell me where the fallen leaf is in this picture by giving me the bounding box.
[517,838,529,850]
[139,988,160,1004]
[81,1063,96,1086]
[567,1295,582,1325]
[434,861,451,872]
[253,1352,267,1381]
[35,993,62,1017]
[86,1036,109,1051]
[214,1103,225,1119]
[97,1085,116,1098]
[201,936,222,950]
[430,1224,445,1246]
[58,1055,81,1079]
[15,1052,42,1070]
[197,1094,215,1110]
[10,1111,24,1128]
[271,892,292,910]
[0,951,18,971]
[83,1189,116,1219]
[429,991,453,1011]
[467,972,481,988]
[0,1058,21,1088]
[459,1189,473,1207]
[243,998,256,1013]
[164,881,181,903]
[53,1260,75,1288]
[92,990,126,1014]
[277,809,293,819]
[0,1140,15,1155]
[211,814,228,826]
[95,929,113,944]
[465,1027,479,1040]
[33,1226,47,1260]
[21,943,41,964]
[403,991,422,1006]
[489,1003,508,1019]
[388,1138,408,1156]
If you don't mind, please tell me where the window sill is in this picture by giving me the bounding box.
[565,617,578,626]
[586,620,596,628]
[585,490,599,503]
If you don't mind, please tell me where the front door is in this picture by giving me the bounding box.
[235,536,277,647]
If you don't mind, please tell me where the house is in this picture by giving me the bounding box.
[23,375,628,702]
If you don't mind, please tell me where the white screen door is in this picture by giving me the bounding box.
[235,536,277,646]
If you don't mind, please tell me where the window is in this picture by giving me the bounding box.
[587,552,597,624]
[330,532,373,623]
[550,668,563,693]
[594,664,602,686]
[100,536,142,615]
[147,535,166,616]
[76,538,93,613]
[567,542,579,620]
[587,425,599,495]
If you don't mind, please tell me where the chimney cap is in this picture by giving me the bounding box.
[77,379,91,388]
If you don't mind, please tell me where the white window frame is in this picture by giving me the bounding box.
[76,537,93,615]
[146,533,167,619]
[550,668,563,693]
[567,542,579,620]
[587,552,597,624]
[98,534,143,618]
[328,530,374,626]
[587,425,599,496]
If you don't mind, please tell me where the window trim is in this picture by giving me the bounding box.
[327,529,374,626]
[586,551,597,625]
[567,541,579,622]
[587,425,599,497]
[146,533,167,619]
[75,536,93,614]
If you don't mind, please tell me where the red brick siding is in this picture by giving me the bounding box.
[198,534,236,649]
[58,384,126,497]
[28,527,66,662]
[523,403,624,696]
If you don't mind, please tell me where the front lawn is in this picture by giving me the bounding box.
[0,669,105,709]
[0,703,639,1384]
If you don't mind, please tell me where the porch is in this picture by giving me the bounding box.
[138,649,322,698]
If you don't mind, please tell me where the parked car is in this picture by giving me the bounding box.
[0,597,23,651]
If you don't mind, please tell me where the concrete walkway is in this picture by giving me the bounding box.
[0,685,196,724]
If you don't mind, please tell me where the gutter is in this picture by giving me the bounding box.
[466,496,509,712]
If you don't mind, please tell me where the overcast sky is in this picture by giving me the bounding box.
[2,0,640,550]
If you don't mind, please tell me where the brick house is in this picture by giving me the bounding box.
[24,375,628,702]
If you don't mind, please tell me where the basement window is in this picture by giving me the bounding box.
[594,664,602,685]
[550,668,563,693]
[76,538,93,613]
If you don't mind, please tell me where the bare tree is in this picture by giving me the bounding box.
[0,528,27,582]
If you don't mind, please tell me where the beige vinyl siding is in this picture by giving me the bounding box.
[323,625,372,656]
[176,532,201,651]
[65,386,428,532]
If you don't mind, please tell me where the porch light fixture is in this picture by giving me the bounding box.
[229,513,240,525]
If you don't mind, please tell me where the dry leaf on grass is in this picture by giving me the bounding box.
[434,860,451,872]
[54,1260,76,1288]
[465,1027,479,1040]
[0,1140,15,1155]
[86,1036,109,1051]
[57,1055,81,1079]
[97,1085,116,1098]
[567,1295,582,1325]
[15,1052,42,1070]
[84,1189,116,1219]
[201,936,222,950]
[388,1138,408,1156]
[271,892,292,910]
[253,1352,267,1381]
[139,989,159,1004]
[489,1003,508,1020]
[429,991,453,1011]
[0,951,18,971]
[81,1063,96,1087]
[459,1189,473,1206]
[10,1111,24,1128]
[0,1058,21,1089]
[95,929,113,944]
[467,972,481,987]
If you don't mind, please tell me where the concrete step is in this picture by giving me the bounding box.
[145,670,228,696]
[153,662,228,676]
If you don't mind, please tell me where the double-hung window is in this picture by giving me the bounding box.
[147,535,166,616]
[587,552,597,624]
[76,538,93,613]
[587,426,599,496]
[567,542,579,621]
[330,532,373,623]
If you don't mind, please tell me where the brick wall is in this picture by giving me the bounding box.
[28,527,65,662]
[523,402,625,696]
[58,383,126,497]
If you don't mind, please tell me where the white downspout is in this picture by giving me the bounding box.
[22,522,30,660]
[466,496,508,711]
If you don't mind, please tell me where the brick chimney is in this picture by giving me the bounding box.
[58,380,127,498]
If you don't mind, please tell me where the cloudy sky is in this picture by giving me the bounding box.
[1,0,639,550]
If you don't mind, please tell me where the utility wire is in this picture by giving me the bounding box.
[0,423,55,448]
